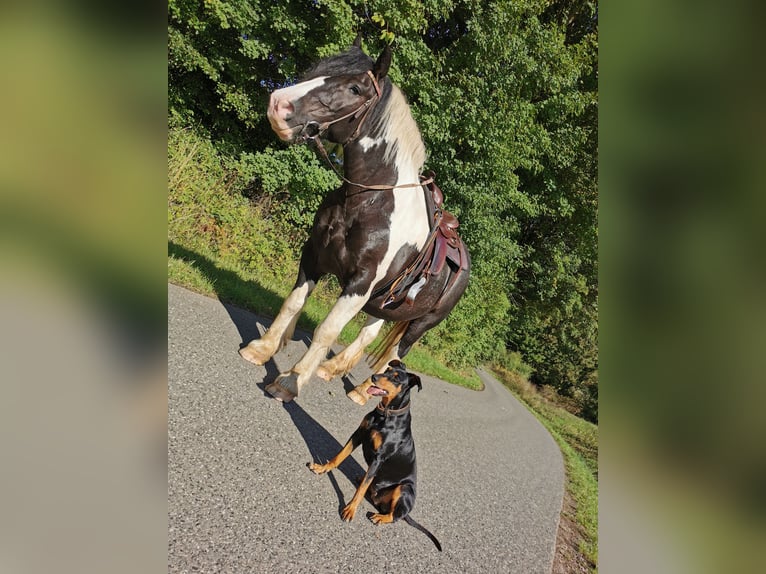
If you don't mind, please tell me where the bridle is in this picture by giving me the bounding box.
[295,70,381,146]
[296,70,433,195]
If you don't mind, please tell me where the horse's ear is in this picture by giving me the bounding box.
[373,44,392,80]
[352,33,362,48]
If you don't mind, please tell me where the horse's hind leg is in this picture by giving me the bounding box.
[346,301,459,405]
[346,321,408,405]
[239,260,317,367]
[316,316,385,381]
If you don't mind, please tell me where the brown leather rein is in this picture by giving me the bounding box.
[299,70,434,195]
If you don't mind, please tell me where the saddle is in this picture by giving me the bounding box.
[372,171,469,308]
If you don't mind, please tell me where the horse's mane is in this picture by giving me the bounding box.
[303,47,426,172]
[371,85,426,171]
[302,47,373,79]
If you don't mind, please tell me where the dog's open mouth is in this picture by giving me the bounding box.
[367,385,388,396]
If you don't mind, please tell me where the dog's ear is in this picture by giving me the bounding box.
[409,374,422,392]
[352,32,362,48]
[388,359,404,370]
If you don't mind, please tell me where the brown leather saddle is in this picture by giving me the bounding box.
[372,171,469,308]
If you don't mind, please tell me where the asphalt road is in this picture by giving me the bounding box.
[168,283,564,573]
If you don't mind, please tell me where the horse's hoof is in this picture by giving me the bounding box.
[316,365,332,381]
[239,341,272,365]
[265,382,296,402]
[315,363,335,381]
[265,373,298,402]
[346,386,369,406]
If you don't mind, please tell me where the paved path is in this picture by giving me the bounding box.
[168,284,564,573]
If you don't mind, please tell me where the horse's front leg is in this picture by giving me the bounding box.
[239,269,316,366]
[265,293,369,402]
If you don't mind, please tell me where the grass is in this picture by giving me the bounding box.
[492,362,598,571]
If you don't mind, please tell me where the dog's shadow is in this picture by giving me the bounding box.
[255,380,365,515]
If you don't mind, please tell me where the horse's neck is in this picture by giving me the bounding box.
[342,136,421,189]
[344,84,425,188]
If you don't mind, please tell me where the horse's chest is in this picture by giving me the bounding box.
[312,205,390,271]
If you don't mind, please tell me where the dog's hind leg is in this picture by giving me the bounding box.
[368,484,414,525]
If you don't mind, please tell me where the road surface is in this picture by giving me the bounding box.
[168,283,564,573]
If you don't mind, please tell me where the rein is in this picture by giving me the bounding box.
[301,70,433,195]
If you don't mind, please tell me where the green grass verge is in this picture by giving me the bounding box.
[492,363,598,571]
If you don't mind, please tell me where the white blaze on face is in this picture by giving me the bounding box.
[267,76,328,140]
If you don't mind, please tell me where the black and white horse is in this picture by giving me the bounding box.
[241,40,470,403]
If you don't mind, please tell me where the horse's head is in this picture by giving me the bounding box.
[267,43,392,145]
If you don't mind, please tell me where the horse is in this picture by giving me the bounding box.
[240,39,470,404]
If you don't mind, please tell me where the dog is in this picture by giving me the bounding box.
[308,360,442,551]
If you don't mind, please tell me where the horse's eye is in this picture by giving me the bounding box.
[349,85,360,95]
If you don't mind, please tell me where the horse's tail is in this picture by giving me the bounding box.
[403,515,443,551]
[368,321,409,373]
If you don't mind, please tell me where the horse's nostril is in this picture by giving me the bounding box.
[273,97,294,118]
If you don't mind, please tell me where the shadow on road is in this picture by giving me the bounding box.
[168,241,314,348]
[169,242,367,512]
[169,242,361,393]
[254,380,366,514]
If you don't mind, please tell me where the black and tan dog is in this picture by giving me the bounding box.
[308,360,442,551]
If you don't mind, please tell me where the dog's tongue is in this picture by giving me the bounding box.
[367,385,386,396]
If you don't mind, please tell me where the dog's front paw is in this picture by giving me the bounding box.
[307,462,329,475]
[341,503,357,522]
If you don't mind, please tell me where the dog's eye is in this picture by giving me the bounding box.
[349,85,360,95]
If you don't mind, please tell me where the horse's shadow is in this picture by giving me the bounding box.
[169,242,365,508]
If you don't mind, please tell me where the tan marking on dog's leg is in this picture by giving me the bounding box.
[369,485,402,525]
[308,437,356,475]
[342,474,374,522]
[240,283,311,365]
[370,429,383,451]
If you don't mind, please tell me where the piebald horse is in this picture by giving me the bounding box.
[240,40,470,403]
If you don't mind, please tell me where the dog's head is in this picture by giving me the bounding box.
[368,360,422,407]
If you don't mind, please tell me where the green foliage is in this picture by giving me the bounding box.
[232,146,338,234]
[168,0,598,420]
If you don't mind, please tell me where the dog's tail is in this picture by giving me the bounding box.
[403,515,442,552]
